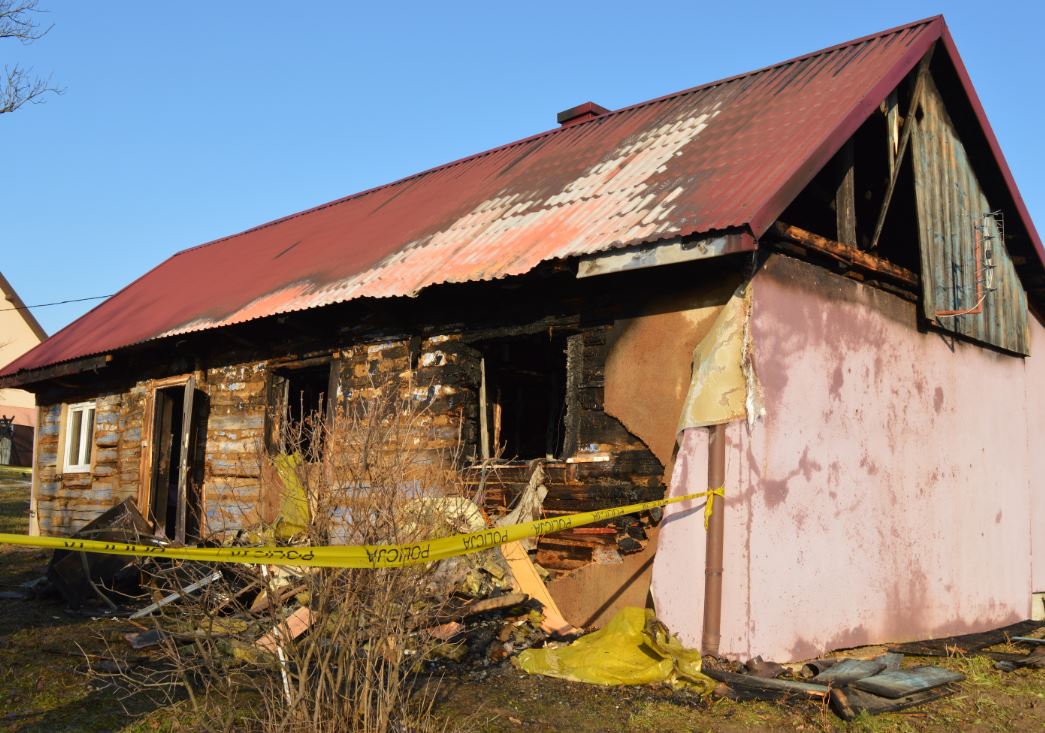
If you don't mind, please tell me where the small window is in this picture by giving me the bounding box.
[268,363,334,459]
[478,334,567,461]
[64,402,96,472]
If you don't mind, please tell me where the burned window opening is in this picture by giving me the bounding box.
[477,333,568,461]
[775,85,921,279]
[268,362,334,459]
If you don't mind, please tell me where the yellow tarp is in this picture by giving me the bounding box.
[515,607,714,692]
[274,453,310,540]
[677,286,763,431]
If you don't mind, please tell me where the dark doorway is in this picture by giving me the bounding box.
[479,333,568,461]
[149,384,208,542]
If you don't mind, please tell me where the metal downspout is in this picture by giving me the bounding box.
[702,423,726,657]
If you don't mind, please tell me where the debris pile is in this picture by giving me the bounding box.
[42,478,584,684]
[19,463,1045,724]
[45,499,162,610]
[888,618,1045,672]
[701,618,1045,720]
[705,652,964,720]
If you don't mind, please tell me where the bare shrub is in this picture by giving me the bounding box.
[106,381,471,733]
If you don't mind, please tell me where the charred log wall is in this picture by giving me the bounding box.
[32,322,664,549]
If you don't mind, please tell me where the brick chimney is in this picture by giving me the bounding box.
[557,101,610,127]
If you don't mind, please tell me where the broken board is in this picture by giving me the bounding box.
[888,619,1045,656]
[850,666,964,699]
[831,684,960,720]
[704,667,829,702]
[500,541,578,636]
[256,606,315,653]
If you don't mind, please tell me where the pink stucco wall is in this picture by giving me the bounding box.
[652,255,1044,661]
[1028,316,1045,594]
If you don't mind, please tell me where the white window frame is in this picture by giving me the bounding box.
[63,401,96,473]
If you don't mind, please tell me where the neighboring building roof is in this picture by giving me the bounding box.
[0,406,37,427]
[0,273,46,422]
[4,15,1042,379]
[0,272,47,344]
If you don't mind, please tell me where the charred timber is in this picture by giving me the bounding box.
[771,222,918,288]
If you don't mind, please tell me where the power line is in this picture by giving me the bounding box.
[0,294,114,312]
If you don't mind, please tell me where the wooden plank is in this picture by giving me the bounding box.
[832,684,959,720]
[324,356,340,429]
[0,354,112,388]
[705,667,829,701]
[151,395,175,530]
[888,619,1045,656]
[129,570,222,619]
[501,541,579,636]
[884,90,899,179]
[869,48,933,251]
[28,405,43,536]
[576,232,753,278]
[174,376,196,544]
[479,358,489,461]
[835,140,856,246]
[985,648,1045,669]
[136,384,158,518]
[458,592,529,618]
[849,666,964,699]
[256,606,315,653]
[772,222,918,287]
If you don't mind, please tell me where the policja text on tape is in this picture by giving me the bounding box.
[0,489,722,569]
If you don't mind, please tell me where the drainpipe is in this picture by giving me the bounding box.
[702,422,726,657]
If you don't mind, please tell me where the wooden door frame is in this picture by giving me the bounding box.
[137,374,194,534]
[28,405,43,536]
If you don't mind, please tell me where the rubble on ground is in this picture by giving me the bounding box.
[22,484,1045,722]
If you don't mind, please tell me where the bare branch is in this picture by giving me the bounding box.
[0,1,59,115]
[0,1,50,43]
[0,64,57,114]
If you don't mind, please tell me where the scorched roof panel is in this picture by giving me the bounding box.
[8,15,1036,377]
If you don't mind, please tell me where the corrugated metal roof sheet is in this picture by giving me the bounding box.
[5,15,1039,378]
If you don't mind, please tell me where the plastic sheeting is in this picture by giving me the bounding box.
[274,453,309,539]
[515,607,714,692]
[676,286,763,431]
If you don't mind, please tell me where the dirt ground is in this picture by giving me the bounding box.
[0,471,1043,732]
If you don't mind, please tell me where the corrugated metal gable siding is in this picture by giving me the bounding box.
[911,75,1029,354]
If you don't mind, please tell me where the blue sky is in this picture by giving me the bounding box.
[3,1,1043,335]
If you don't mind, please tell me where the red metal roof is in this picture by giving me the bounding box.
[5,15,1040,378]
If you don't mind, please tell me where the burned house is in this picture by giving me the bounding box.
[3,16,1043,661]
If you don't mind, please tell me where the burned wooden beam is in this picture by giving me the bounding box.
[705,666,830,702]
[832,684,960,720]
[772,222,918,287]
[576,231,755,278]
[887,619,1045,656]
[835,140,857,247]
[0,354,113,388]
[869,47,934,251]
[174,376,196,545]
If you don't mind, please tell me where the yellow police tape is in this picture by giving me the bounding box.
[0,490,721,569]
